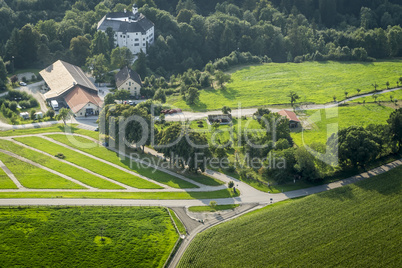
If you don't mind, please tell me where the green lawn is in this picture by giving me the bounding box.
[14,136,162,189]
[188,204,239,212]
[0,140,123,189]
[168,60,402,111]
[0,206,177,268]
[0,164,17,189]
[291,104,394,146]
[168,208,186,235]
[0,152,84,189]
[0,124,99,139]
[0,188,240,199]
[179,166,402,267]
[46,134,198,189]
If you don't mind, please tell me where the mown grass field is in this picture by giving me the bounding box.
[0,206,177,267]
[291,104,394,146]
[0,124,99,139]
[0,140,123,189]
[14,136,162,189]
[168,60,402,111]
[46,134,198,189]
[179,166,402,267]
[0,188,239,199]
[0,151,83,189]
[0,163,17,189]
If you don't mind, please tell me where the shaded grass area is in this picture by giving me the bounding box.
[46,134,198,189]
[188,204,239,212]
[168,208,186,235]
[0,124,99,139]
[0,163,17,189]
[168,60,402,111]
[0,188,240,199]
[291,104,394,146]
[14,136,162,189]
[0,206,177,268]
[0,152,84,189]
[179,166,402,267]
[0,140,123,190]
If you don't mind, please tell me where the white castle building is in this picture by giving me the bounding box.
[97,4,154,55]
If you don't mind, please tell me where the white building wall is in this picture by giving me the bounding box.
[111,26,154,55]
[75,102,101,117]
[118,78,141,96]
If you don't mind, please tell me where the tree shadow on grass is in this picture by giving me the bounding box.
[354,165,402,196]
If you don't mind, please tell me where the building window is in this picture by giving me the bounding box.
[135,43,139,46]
[80,113,82,115]
[136,33,138,35]
[135,38,139,41]
[88,104,90,106]
[129,82,131,86]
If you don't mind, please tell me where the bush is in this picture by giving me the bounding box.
[29,99,39,107]
[19,100,30,109]
[8,101,18,111]
[54,153,65,159]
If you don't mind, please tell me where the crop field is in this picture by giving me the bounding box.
[0,164,17,189]
[0,139,123,189]
[14,136,163,189]
[168,60,402,111]
[46,134,199,189]
[0,151,83,189]
[0,206,178,267]
[291,104,394,146]
[179,166,402,267]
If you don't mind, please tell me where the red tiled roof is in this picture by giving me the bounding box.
[64,86,103,114]
[278,110,300,122]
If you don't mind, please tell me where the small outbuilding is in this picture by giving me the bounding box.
[208,114,232,125]
[19,112,29,120]
[277,110,300,128]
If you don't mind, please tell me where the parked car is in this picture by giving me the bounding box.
[19,82,27,86]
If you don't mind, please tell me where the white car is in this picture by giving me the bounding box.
[19,82,27,86]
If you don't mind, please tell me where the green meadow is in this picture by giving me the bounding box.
[179,166,402,267]
[0,206,177,268]
[291,104,394,146]
[168,61,402,111]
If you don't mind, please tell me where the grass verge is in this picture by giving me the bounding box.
[168,208,186,235]
[188,204,239,212]
[0,188,240,199]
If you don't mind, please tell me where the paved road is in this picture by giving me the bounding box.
[164,87,402,122]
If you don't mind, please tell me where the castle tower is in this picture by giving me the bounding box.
[132,4,138,15]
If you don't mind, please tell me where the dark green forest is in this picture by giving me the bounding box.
[0,0,401,78]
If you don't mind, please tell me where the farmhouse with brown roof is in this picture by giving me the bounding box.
[278,110,300,128]
[40,60,103,117]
